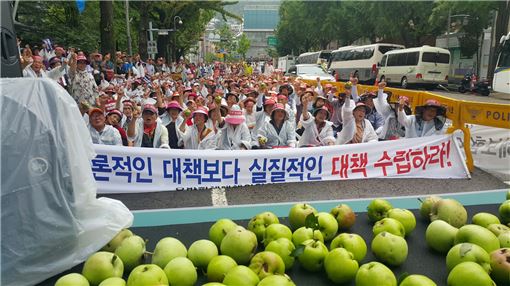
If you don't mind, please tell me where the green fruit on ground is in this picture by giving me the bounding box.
[419,196,442,221]
[371,232,408,266]
[187,239,218,269]
[454,224,500,253]
[202,283,225,286]
[447,262,496,286]
[220,227,257,265]
[317,212,338,241]
[446,243,491,273]
[114,235,145,272]
[487,223,510,236]
[430,198,467,228]
[372,217,405,237]
[292,226,324,246]
[265,237,296,270]
[288,203,318,230]
[263,223,292,247]
[257,274,296,286]
[206,255,237,282]
[55,273,90,286]
[425,219,459,253]
[330,203,356,230]
[399,274,437,286]
[329,233,367,262]
[163,257,197,286]
[366,199,393,223]
[102,229,133,252]
[324,248,359,284]
[247,212,279,242]
[499,232,510,247]
[248,251,285,280]
[355,261,397,286]
[151,237,187,269]
[499,200,510,224]
[126,264,168,286]
[297,239,329,272]
[386,208,416,236]
[490,248,510,285]
[222,265,259,286]
[98,277,126,286]
[209,219,238,248]
[82,252,124,286]
[472,212,501,228]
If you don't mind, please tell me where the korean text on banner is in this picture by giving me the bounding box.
[92,134,470,194]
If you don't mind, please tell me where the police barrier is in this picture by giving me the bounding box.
[93,135,469,194]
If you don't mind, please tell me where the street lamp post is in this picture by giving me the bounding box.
[173,16,183,62]
[147,16,182,60]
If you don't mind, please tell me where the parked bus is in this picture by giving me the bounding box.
[296,50,331,66]
[328,43,404,84]
[493,32,510,94]
[378,46,450,89]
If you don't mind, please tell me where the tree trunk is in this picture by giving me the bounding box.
[487,1,510,81]
[100,0,115,58]
[137,1,150,60]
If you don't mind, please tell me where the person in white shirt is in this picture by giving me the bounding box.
[243,97,257,133]
[88,108,122,146]
[215,105,252,150]
[23,55,66,80]
[257,103,297,149]
[179,106,217,150]
[398,99,446,138]
[299,94,335,147]
[127,104,170,148]
[373,81,411,140]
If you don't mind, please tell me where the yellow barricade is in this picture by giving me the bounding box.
[301,79,510,172]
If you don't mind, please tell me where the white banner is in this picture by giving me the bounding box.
[92,135,469,194]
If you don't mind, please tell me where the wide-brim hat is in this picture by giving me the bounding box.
[415,99,446,117]
[243,97,256,106]
[32,55,43,62]
[49,56,60,66]
[313,106,331,120]
[107,109,123,119]
[142,104,158,114]
[315,95,327,102]
[225,108,245,125]
[279,84,294,95]
[76,54,89,63]
[304,88,317,97]
[264,98,276,106]
[88,108,104,117]
[226,92,239,102]
[360,91,377,101]
[353,102,370,113]
[192,106,209,120]
[166,100,183,111]
[271,103,289,120]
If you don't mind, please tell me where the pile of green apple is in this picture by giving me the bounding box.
[53,191,510,286]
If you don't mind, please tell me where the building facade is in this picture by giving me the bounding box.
[243,5,280,61]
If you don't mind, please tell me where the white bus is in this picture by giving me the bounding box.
[493,32,510,94]
[378,46,450,89]
[328,43,404,84]
[296,50,332,66]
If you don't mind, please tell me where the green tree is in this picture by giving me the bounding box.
[236,34,250,60]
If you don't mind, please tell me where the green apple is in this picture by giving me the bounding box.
[472,212,501,228]
[102,229,133,252]
[265,237,295,270]
[202,283,226,286]
[288,203,318,230]
[419,196,442,221]
[206,255,237,282]
[447,262,496,286]
[257,274,296,286]
[209,219,238,248]
[430,198,467,228]
[330,203,356,230]
[126,264,168,286]
[487,223,510,236]
[367,199,393,223]
[151,237,187,269]
[292,226,324,246]
[425,220,459,253]
[248,251,285,279]
[371,231,408,266]
[399,274,436,286]
[220,227,257,264]
[386,208,416,236]
[455,224,500,253]
[355,261,397,286]
[98,277,126,286]
[499,232,510,247]
[222,265,259,286]
[329,233,367,262]
[55,273,90,286]
[163,257,197,286]
[499,200,510,224]
[247,212,279,242]
[372,217,405,237]
[317,212,338,241]
[296,239,328,272]
[446,243,491,273]
[324,247,359,284]
[263,223,292,247]
[490,248,510,285]
[187,239,218,269]
[114,235,145,272]
[82,251,124,286]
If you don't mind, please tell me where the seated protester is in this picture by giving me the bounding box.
[23,55,67,80]
[278,83,296,109]
[398,99,446,138]
[328,88,347,137]
[127,104,170,148]
[358,91,384,132]
[243,97,257,132]
[225,92,240,109]
[179,106,217,150]
[336,84,378,144]
[120,100,135,131]
[88,108,122,146]
[298,94,335,147]
[48,56,70,89]
[373,81,411,140]
[257,103,297,149]
[215,105,252,150]
[163,101,185,149]
[277,94,296,128]
[184,100,197,126]
[106,109,129,146]
[252,96,276,146]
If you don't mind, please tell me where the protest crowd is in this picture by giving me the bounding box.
[21,42,448,150]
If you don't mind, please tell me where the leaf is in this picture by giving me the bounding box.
[290,244,305,258]
[305,213,320,230]
[397,272,410,285]
[459,243,472,258]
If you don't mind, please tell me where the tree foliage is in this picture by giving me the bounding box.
[237,33,251,60]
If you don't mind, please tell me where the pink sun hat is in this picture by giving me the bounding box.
[225,105,245,125]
